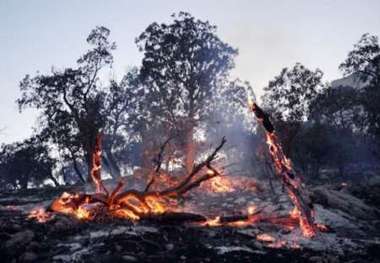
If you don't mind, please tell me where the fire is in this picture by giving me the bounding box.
[91,134,107,194]
[247,205,257,215]
[28,208,54,223]
[202,216,221,227]
[76,205,92,220]
[265,133,296,183]
[207,175,234,193]
[49,192,94,220]
[289,206,300,219]
[26,109,322,243]
[112,207,140,220]
[256,233,276,242]
[249,100,318,238]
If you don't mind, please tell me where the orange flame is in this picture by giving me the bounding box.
[202,216,221,227]
[208,175,234,193]
[28,208,54,223]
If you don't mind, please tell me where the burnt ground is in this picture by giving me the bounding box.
[1,182,380,263]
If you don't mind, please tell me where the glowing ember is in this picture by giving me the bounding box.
[268,240,287,248]
[256,233,276,242]
[289,206,300,219]
[30,134,228,224]
[76,205,92,220]
[205,175,234,193]
[316,223,329,232]
[202,216,222,227]
[249,100,318,238]
[247,205,257,215]
[28,208,54,223]
[207,169,215,175]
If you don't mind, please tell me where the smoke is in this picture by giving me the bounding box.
[202,84,262,178]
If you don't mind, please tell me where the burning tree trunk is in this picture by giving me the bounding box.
[249,101,317,238]
[90,134,108,194]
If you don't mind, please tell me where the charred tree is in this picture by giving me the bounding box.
[250,102,317,238]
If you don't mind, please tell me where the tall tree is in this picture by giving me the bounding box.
[17,26,116,182]
[262,63,324,122]
[310,85,363,131]
[262,63,325,155]
[136,12,238,172]
[339,33,380,151]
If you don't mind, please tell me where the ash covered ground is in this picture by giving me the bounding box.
[1,176,380,263]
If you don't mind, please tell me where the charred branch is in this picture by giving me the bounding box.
[144,136,173,192]
[250,102,317,238]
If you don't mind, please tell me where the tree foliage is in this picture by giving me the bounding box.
[136,12,238,171]
[339,33,380,146]
[0,136,57,189]
[262,63,325,122]
[17,26,116,181]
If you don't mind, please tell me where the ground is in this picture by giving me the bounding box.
[1,179,380,263]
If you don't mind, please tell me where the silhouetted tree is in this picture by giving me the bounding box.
[262,63,324,122]
[310,85,361,130]
[339,33,380,154]
[136,12,238,172]
[262,63,325,155]
[17,26,115,182]
[0,136,57,189]
[102,68,143,176]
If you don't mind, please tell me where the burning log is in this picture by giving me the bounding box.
[47,135,227,222]
[248,100,318,238]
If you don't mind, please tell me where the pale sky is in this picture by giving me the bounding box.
[1,0,380,144]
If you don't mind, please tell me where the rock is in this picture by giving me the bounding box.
[368,175,380,186]
[20,252,37,262]
[115,244,123,252]
[165,243,174,250]
[312,186,378,220]
[234,197,246,204]
[309,256,323,262]
[11,223,22,232]
[27,241,41,251]
[5,230,34,249]
[122,255,138,262]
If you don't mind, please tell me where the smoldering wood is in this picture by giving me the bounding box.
[250,102,317,237]
[48,137,227,220]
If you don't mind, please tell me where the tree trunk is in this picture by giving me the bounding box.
[86,152,93,183]
[49,174,60,187]
[20,176,28,190]
[141,131,154,170]
[185,125,195,174]
[104,149,121,178]
[72,158,86,183]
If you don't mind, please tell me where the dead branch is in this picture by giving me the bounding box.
[159,137,226,197]
[144,136,173,192]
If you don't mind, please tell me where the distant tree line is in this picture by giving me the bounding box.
[1,12,379,189]
[262,33,380,181]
